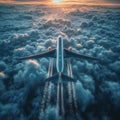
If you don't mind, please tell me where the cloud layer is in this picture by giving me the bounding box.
[0,4,120,120]
[0,0,120,4]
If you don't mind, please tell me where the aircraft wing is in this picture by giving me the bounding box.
[64,48,102,61]
[17,49,56,60]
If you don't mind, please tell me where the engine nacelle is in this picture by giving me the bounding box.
[68,47,72,51]
[48,47,52,51]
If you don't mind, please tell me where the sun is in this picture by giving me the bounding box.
[52,0,62,4]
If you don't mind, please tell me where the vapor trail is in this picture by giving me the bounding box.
[68,59,80,120]
[56,82,60,120]
[45,59,54,119]
[67,59,74,113]
[39,82,49,120]
[61,82,65,120]
[72,82,80,120]
[68,82,73,112]
[39,59,53,120]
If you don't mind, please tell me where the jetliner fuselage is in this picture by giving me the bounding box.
[56,37,64,73]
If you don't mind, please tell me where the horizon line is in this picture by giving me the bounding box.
[0,2,120,6]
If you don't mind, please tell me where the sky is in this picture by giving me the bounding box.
[0,0,120,5]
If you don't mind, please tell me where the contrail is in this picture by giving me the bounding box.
[72,82,80,120]
[56,82,65,120]
[61,82,65,120]
[45,82,52,120]
[45,59,53,110]
[68,82,73,113]
[45,59,53,119]
[39,82,49,120]
[56,82,60,120]
[39,59,53,120]
[67,59,80,120]
[67,59,74,113]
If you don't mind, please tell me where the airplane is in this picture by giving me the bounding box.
[18,36,103,84]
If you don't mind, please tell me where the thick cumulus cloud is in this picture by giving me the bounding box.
[76,81,94,111]
[0,4,120,120]
[15,0,49,2]
[0,0,49,2]
[13,0,49,2]
[100,81,120,108]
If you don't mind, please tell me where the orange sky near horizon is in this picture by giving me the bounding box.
[0,0,120,6]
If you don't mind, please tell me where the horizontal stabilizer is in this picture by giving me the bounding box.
[44,73,76,84]
[17,49,56,60]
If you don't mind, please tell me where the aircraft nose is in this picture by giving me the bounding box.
[58,36,62,42]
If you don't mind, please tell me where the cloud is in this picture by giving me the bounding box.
[0,3,120,120]
[109,61,120,74]
[76,81,94,111]
[0,0,50,4]
[0,79,6,94]
[0,103,20,119]
[14,59,48,87]
[105,0,120,3]
[0,0,120,4]
[0,72,6,80]
[0,62,7,71]
[100,81,120,108]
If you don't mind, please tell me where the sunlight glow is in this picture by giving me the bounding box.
[52,0,62,4]
[0,0,120,6]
